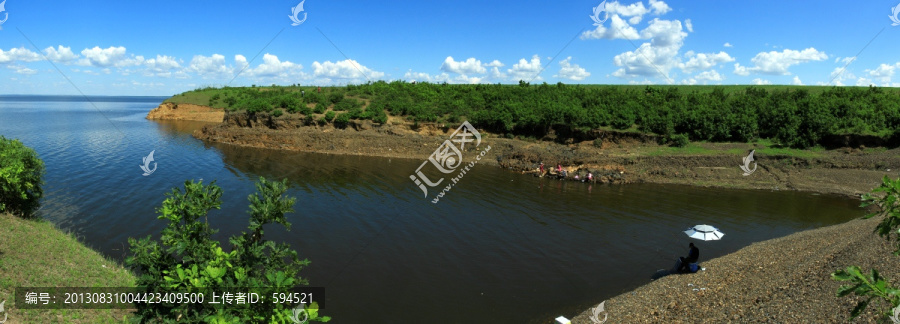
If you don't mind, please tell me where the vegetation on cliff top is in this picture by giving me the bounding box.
[169,83,900,149]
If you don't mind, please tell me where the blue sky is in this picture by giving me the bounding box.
[1,0,899,95]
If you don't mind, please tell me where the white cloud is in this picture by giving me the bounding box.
[828,67,855,86]
[724,42,733,48]
[733,48,828,76]
[555,56,590,81]
[685,19,693,32]
[188,54,231,79]
[0,47,42,63]
[244,53,303,78]
[7,64,37,75]
[609,18,688,80]
[647,0,672,15]
[507,55,543,81]
[856,77,875,87]
[582,0,673,39]
[144,55,182,77]
[485,60,504,67]
[79,46,144,67]
[404,71,451,83]
[43,46,78,63]
[311,59,384,81]
[441,56,488,75]
[694,70,724,82]
[866,63,899,83]
[751,78,771,85]
[792,76,803,85]
[733,63,750,76]
[581,14,641,40]
[679,51,735,73]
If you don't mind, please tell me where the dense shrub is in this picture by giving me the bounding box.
[324,111,336,122]
[0,136,44,217]
[180,83,900,149]
[126,178,330,323]
[313,102,327,114]
[272,109,283,117]
[334,113,350,128]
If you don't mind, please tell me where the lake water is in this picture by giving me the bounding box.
[0,96,862,323]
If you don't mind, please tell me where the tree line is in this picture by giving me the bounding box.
[191,82,900,149]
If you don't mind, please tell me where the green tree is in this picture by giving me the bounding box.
[127,178,329,323]
[0,136,44,218]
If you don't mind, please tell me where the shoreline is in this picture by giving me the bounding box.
[181,108,898,199]
[568,215,898,323]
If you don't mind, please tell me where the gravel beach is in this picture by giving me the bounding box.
[569,215,900,323]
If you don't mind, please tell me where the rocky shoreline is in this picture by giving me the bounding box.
[568,215,899,323]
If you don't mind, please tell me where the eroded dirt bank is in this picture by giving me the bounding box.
[190,111,899,198]
[146,102,225,123]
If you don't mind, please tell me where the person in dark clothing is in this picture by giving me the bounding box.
[678,243,700,273]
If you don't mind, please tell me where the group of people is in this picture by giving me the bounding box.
[538,162,594,182]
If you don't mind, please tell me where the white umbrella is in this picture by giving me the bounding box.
[684,224,725,241]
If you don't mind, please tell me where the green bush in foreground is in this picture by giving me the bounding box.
[0,136,44,218]
[833,176,900,320]
[127,178,329,323]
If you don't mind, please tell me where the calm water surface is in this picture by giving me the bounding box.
[0,96,862,323]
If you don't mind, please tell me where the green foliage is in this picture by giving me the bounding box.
[334,113,350,128]
[832,266,900,320]
[276,95,302,113]
[313,102,327,114]
[861,176,900,254]
[240,98,273,114]
[223,96,237,108]
[592,138,603,148]
[833,176,900,320]
[126,178,328,322]
[667,134,690,147]
[272,109,284,117]
[172,83,900,149]
[327,92,344,105]
[324,111,336,122]
[0,136,44,217]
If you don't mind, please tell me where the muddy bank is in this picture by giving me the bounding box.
[191,111,899,198]
[567,215,899,323]
[146,102,224,123]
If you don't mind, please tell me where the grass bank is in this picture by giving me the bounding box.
[0,213,136,323]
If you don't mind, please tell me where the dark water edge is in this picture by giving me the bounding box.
[0,97,863,323]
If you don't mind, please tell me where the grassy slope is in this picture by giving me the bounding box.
[0,213,136,323]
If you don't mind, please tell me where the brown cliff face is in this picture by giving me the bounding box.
[146,102,225,123]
